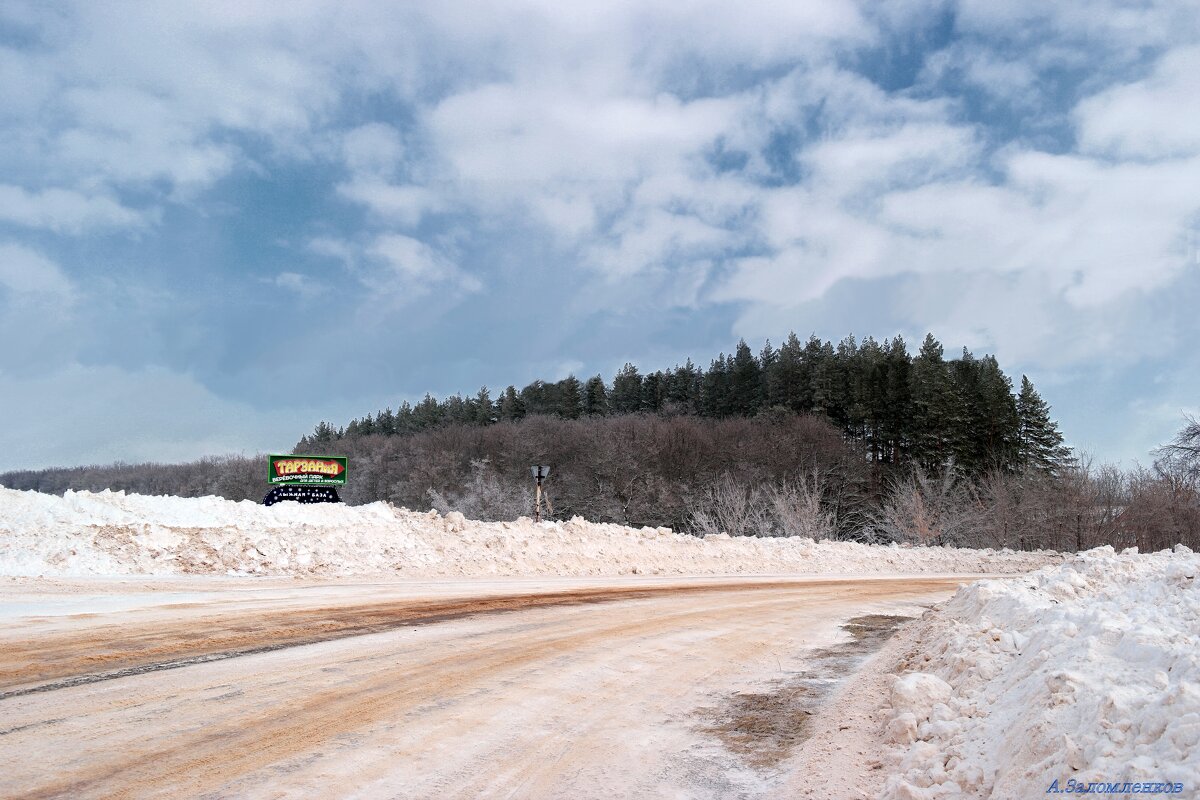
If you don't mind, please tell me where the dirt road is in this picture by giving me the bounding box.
[0,575,963,799]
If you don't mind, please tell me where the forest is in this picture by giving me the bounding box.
[3,333,1197,551]
[302,332,1073,478]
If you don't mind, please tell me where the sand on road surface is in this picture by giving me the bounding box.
[0,575,965,799]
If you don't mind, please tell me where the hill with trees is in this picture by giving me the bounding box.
[302,332,1072,478]
[9,331,1195,553]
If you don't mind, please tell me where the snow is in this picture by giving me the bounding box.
[880,545,1200,799]
[0,487,1060,578]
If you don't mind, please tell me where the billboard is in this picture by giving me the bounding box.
[268,455,348,486]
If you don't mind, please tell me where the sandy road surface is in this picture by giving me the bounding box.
[0,575,964,799]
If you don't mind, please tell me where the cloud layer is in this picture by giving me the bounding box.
[1,0,1198,469]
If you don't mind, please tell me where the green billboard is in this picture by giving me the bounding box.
[268,454,348,486]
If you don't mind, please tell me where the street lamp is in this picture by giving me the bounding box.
[530,465,551,522]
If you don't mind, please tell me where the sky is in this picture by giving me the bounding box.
[1,0,1198,471]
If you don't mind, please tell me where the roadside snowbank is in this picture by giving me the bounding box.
[0,488,1059,578]
[880,546,1200,799]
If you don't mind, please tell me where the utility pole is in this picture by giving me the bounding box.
[530,465,551,522]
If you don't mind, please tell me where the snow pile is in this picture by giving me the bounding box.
[880,546,1200,799]
[0,487,1060,578]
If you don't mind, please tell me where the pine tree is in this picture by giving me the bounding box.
[971,356,1020,471]
[557,375,583,419]
[769,333,806,411]
[414,393,442,429]
[611,363,644,414]
[520,380,558,416]
[357,414,376,436]
[474,387,494,425]
[499,386,525,420]
[881,337,912,464]
[310,421,336,443]
[583,375,610,416]
[909,334,956,472]
[666,359,701,413]
[808,338,837,417]
[757,340,777,408]
[395,401,416,433]
[443,394,469,424]
[947,349,979,470]
[856,337,887,460]
[702,354,732,417]
[641,371,666,412]
[1017,376,1072,472]
[729,339,762,416]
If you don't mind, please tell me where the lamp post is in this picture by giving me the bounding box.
[530,465,551,522]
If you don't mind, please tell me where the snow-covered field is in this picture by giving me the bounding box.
[0,487,1059,577]
[879,546,1200,799]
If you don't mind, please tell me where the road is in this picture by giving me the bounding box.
[0,575,963,799]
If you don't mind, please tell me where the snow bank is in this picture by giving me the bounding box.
[0,487,1058,578]
[880,546,1200,799]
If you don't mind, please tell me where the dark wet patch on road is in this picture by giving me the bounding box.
[697,614,912,769]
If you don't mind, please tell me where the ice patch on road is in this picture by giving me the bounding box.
[880,545,1200,799]
[0,487,1059,578]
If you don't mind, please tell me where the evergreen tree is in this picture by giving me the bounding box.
[729,339,762,416]
[969,356,1020,472]
[312,329,1068,481]
[520,380,559,416]
[583,375,610,416]
[413,393,442,429]
[947,348,979,470]
[395,401,416,433]
[499,385,525,420]
[770,332,808,412]
[881,337,912,464]
[357,414,376,436]
[808,338,837,417]
[443,394,469,424]
[474,387,494,425]
[702,354,732,417]
[1017,376,1072,472]
[757,340,777,408]
[557,375,583,419]
[666,359,701,413]
[641,371,666,412]
[856,337,887,460]
[308,420,337,443]
[909,334,956,472]
[376,407,396,436]
[611,363,644,414]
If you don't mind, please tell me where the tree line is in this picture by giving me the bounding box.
[4,412,1197,552]
[6,331,1197,552]
[302,332,1072,478]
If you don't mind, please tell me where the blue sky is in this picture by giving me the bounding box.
[1,0,1198,470]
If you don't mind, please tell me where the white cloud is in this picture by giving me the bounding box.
[429,84,742,186]
[0,184,147,233]
[341,123,405,177]
[271,272,323,300]
[0,242,74,296]
[336,180,446,228]
[307,237,357,263]
[1,0,1199,468]
[1075,46,1200,160]
[367,234,481,294]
